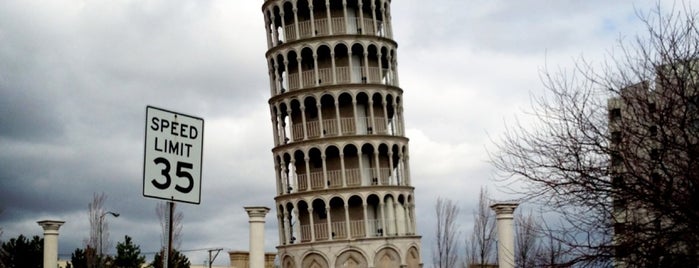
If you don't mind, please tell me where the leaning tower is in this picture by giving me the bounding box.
[261,1,422,267]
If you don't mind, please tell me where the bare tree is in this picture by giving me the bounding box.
[464,188,496,268]
[432,197,460,268]
[156,202,183,251]
[492,3,699,266]
[514,210,539,268]
[85,192,115,267]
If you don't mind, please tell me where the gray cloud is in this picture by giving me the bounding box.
[0,0,685,265]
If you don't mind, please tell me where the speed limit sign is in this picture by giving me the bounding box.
[143,106,204,204]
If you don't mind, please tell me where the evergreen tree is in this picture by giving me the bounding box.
[113,236,146,268]
[150,249,190,268]
[0,234,43,268]
[68,247,87,268]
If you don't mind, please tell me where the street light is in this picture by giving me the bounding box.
[98,211,119,266]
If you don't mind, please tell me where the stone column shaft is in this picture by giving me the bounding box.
[245,206,270,268]
[38,220,65,268]
[491,202,518,268]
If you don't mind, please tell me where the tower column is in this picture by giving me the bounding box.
[334,100,342,136]
[388,151,395,185]
[326,206,332,240]
[283,60,290,90]
[331,52,337,84]
[277,212,284,244]
[321,153,328,189]
[309,4,316,37]
[38,220,65,268]
[358,1,365,34]
[286,108,294,142]
[379,200,387,237]
[317,103,325,138]
[362,203,370,238]
[245,206,270,268]
[367,98,376,133]
[264,14,272,48]
[371,2,378,35]
[304,157,312,191]
[279,11,287,41]
[308,207,316,242]
[325,0,332,35]
[292,6,300,40]
[283,209,291,244]
[373,148,381,185]
[344,204,351,239]
[340,153,347,187]
[300,105,308,140]
[491,203,519,268]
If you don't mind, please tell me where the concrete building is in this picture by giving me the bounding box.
[260,0,422,267]
[608,62,699,267]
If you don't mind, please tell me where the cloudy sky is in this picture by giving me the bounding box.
[0,0,684,265]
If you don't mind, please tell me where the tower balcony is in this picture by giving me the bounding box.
[280,17,387,44]
[297,218,414,244]
[292,167,402,193]
[282,66,396,93]
[289,116,402,141]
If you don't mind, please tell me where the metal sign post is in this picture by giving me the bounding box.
[143,106,204,268]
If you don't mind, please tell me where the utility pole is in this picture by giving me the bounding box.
[207,248,223,268]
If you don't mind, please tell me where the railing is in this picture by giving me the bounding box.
[367,219,382,237]
[310,171,324,189]
[280,18,385,43]
[314,223,329,240]
[283,24,296,42]
[288,73,300,90]
[327,170,343,188]
[298,20,313,39]
[292,123,303,140]
[300,225,312,242]
[297,218,410,244]
[359,18,375,35]
[332,17,346,34]
[297,174,308,191]
[315,18,330,36]
[318,68,332,85]
[340,117,356,135]
[323,118,338,136]
[331,221,347,238]
[291,116,401,142]
[291,166,401,193]
[350,220,366,237]
[281,67,393,95]
[346,168,361,186]
[301,70,314,87]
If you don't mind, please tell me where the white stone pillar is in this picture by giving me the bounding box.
[491,202,519,268]
[245,206,270,268]
[37,220,65,268]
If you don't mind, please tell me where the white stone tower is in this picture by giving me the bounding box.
[261,1,422,267]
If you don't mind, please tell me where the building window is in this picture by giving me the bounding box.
[611,152,623,166]
[650,148,660,161]
[612,131,622,144]
[609,108,622,121]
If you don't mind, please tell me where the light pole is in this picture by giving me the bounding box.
[99,211,119,266]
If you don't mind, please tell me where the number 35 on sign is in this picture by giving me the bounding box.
[143,106,204,204]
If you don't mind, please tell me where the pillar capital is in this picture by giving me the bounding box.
[490,202,518,219]
[38,220,65,236]
[245,206,271,221]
